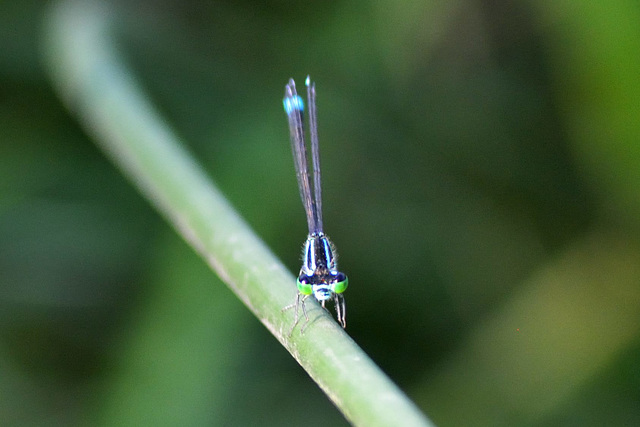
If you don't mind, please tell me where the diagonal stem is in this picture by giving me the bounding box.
[43,1,434,425]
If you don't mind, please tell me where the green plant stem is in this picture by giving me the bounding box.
[43,1,434,425]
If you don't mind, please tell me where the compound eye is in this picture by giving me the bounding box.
[332,272,348,294]
[296,275,313,295]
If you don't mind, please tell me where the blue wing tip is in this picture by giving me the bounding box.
[283,94,304,115]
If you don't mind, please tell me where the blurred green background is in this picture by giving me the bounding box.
[2,0,640,425]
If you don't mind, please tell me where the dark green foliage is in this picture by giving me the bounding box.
[1,0,639,425]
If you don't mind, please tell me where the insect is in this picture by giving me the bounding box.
[282,76,348,333]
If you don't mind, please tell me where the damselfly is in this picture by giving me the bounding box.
[282,76,348,332]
